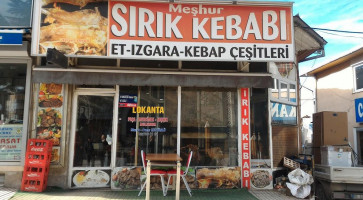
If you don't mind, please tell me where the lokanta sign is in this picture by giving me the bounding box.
[32,0,293,61]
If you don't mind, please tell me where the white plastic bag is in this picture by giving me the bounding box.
[286,182,311,199]
[288,168,313,186]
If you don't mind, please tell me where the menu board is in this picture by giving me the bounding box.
[0,125,22,161]
[36,83,64,163]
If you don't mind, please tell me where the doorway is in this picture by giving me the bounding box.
[68,90,117,188]
[357,130,363,166]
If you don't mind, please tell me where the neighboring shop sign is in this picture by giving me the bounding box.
[119,94,137,107]
[0,125,22,161]
[271,102,296,125]
[355,98,363,123]
[0,30,23,45]
[36,83,64,163]
[240,88,250,189]
[32,0,293,62]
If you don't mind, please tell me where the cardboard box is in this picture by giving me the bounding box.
[313,111,348,164]
[321,146,352,167]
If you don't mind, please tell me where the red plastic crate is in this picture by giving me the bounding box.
[21,177,47,192]
[23,165,49,179]
[25,152,51,166]
[27,139,53,153]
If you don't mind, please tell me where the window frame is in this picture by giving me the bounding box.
[353,62,363,93]
[270,78,297,106]
[0,58,32,166]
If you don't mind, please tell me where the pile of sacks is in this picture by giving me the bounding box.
[286,168,314,199]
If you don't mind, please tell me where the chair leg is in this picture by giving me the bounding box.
[165,175,172,196]
[138,181,146,196]
[182,175,192,197]
[160,175,166,196]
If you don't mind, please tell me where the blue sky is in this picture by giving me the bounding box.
[247,0,362,73]
[278,0,362,73]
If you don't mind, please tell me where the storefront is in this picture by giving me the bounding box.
[24,0,302,190]
[0,0,33,187]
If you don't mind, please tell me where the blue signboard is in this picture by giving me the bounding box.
[271,102,297,125]
[0,31,23,45]
[355,98,363,123]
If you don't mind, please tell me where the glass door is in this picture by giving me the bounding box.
[69,92,116,188]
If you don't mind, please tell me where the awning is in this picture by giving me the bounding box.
[32,68,274,88]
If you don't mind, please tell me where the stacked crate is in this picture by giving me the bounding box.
[21,139,52,192]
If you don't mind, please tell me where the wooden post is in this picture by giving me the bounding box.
[146,160,151,200]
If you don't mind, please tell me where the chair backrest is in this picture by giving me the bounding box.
[184,151,193,175]
[141,150,147,171]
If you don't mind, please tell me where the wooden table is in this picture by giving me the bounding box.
[145,153,183,200]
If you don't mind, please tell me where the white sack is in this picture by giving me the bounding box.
[286,182,311,199]
[288,168,313,186]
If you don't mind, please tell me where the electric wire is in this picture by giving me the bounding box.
[318,30,363,39]
[301,26,363,34]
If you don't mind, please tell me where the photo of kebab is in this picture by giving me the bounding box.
[39,2,107,56]
[42,0,106,8]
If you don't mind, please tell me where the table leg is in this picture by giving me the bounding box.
[146,160,151,200]
[176,161,181,200]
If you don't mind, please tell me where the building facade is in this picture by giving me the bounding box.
[307,46,363,164]
[0,0,325,190]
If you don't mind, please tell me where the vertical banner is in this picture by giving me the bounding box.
[240,88,250,189]
[37,83,64,163]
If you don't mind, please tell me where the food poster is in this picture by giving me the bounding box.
[72,169,111,188]
[164,167,197,190]
[196,167,241,189]
[111,167,141,190]
[36,83,64,163]
[0,125,23,161]
[35,0,108,56]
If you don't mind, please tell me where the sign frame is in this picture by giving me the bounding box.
[31,0,294,62]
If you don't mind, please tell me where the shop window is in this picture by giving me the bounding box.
[280,82,288,100]
[0,63,27,161]
[290,84,296,103]
[354,64,363,92]
[180,88,238,166]
[250,88,270,162]
[182,61,237,71]
[271,79,296,104]
[116,86,178,167]
[357,130,363,165]
[0,0,32,27]
[271,79,279,99]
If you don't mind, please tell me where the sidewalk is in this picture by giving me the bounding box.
[3,187,307,200]
[10,187,258,200]
[0,186,17,200]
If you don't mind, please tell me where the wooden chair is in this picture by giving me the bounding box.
[138,150,167,196]
[165,151,193,196]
